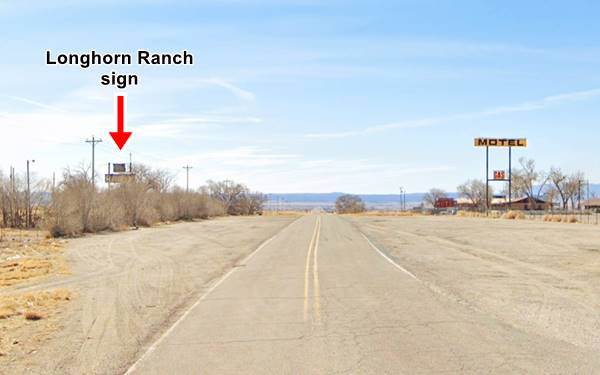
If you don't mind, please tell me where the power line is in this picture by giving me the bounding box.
[85,136,102,188]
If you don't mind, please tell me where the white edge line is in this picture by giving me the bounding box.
[361,233,419,281]
[124,230,282,374]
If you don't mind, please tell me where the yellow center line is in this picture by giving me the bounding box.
[312,216,322,323]
[303,216,319,321]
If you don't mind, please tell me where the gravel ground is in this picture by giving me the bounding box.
[350,215,600,352]
[0,216,297,375]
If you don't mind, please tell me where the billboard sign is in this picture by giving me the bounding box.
[105,173,135,184]
[113,163,127,173]
[474,138,527,147]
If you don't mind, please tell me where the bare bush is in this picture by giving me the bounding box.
[457,179,489,209]
[512,158,549,206]
[423,188,447,208]
[335,194,366,214]
[43,165,261,237]
[0,170,31,228]
[206,180,265,215]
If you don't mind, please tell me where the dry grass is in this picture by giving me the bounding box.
[262,210,305,217]
[0,289,71,321]
[502,211,526,220]
[0,229,67,288]
[542,214,579,224]
[457,211,528,220]
[349,211,417,217]
[457,211,486,218]
[456,211,503,219]
[0,289,72,362]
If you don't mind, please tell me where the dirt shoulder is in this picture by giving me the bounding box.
[0,229,71,363]
[351,215,600,353]
[1,215,298,375]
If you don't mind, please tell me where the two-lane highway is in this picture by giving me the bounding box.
[127,215,600,374]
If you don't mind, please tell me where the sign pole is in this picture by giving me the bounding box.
[486,146,489,215]
[508,146,512,210]
[474,138,527,214]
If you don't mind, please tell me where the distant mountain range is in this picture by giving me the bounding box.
[266,184,600,210]
[265,192,458,210]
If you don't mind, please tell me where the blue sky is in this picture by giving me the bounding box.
[1,0,599,193]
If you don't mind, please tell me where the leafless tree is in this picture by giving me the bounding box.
[511,158,549,206]
[549,167,568,209]
[206,180,248,214]
[548,167,584,210]
[423,188,447,207]
[457,179,490,209]
[335,194,366,214]
[0,170,27,228]
[565,171,585,209]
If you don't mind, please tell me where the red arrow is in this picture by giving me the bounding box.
[109,95,132,150]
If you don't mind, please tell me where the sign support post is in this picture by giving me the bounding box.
[508,146,512,210]
[475,138,527,214]
[485,146,489,215]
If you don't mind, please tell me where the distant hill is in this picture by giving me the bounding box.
[266,184,600,210]
[265,192,459,210]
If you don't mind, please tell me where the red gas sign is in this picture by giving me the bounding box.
[493,170,506,180]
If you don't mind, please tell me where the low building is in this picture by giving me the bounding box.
[491,196,549,211]
[583,198,600,211]
[434,197,456,209]
[456,197,479,211]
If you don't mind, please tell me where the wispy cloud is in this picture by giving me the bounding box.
[132,114,262,138]
[7,96,66,112]
[197,78,256,102]
[306,88,600,139]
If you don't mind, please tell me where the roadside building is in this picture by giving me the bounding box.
[434,197,456,209]
[583,198,600,211]
[456,197,478,211]
[491,196,549,211]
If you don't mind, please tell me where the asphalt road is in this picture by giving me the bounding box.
[127,214,599,374]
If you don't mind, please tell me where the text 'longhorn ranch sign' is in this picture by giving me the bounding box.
[474,138,527,148]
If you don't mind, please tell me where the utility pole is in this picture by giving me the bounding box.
[26,160,35,228]
[577,179,583,210]
[86,136,102,188]
[399,187,405,211]
[183,165,193,192]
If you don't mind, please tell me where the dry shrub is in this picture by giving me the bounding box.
[0,289,71,322]
[348,210,416,217]
[0,307,17,319]
[457,211,486,218]
[502,211,525,220]
[24,311,44,321]
[544,215,567,223]
[567,216,578,223]
[263,210,304,217]
[44,165,239,237]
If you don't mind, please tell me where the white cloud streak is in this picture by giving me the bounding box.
[7,96,66,112]
[196,78,256,102]
[306,88,600,139]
